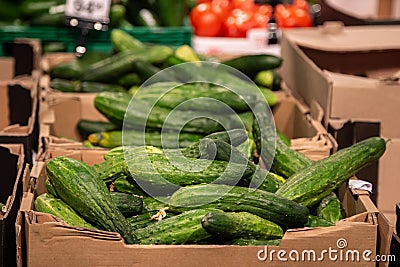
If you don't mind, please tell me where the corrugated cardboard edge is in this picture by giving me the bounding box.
[17,149,395,267]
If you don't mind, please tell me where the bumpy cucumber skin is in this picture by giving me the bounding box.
[35,193,94,229]
[110,192,143,217]
[230,238,281,246]
[136,209,218,245]
[201,211,283,240]
[169,184,309,227]
[276,137,386,207]
[316,192,344,223]
[46,156,137,244]
[252,102,313,178]
[304,215,335,228]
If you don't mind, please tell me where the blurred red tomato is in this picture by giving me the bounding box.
[211,0,232,21]
[190,3,223,36]
[275,3,312,28]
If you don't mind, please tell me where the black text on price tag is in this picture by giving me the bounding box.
[65,0,111,30]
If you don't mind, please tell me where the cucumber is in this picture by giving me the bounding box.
[180,128,248,158]
[316,192,344,223]
[113,175,148,197]
[77,120,119,139]
[277,130,291,147]
[111,29,145,52]
[80,81,127,93]
[94,146,164,182]
[20,0,64,17]
[131,60,177,82]
[137,82,260,113]
[155,0,185,26]
[109,4,126,27]
[236,136,256,160]
[126,153,255,195]
[254,69,282,91]
[252,102,313,178]
[136,8,160,27]
[110,192,143,217]
[94,92,243,133]
[118,73,142,87]
[30,12,64,26]
[230,238,281,246]
[276,137,386,207]
[169,184,309,227]
[221,54,283,79]
[304,215,335,228]
[126,211,171,230]
[88,130,202,149]
[81,46,173,82]
[35,193,95,229]
[50,61,82,80]
[49,78,79,92]
[136,209,218,244]
[46,156,137,244]
[198,138,284,193]
[45,178,58,197]
[142,196,170,212]
[201,211,283,240]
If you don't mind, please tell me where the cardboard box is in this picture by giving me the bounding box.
[17,148,393,267]
[0,144,29,267]
[0,75,39,165]
[280,24,400,217]
[318,0,400,26]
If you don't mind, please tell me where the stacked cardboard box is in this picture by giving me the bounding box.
[280,24,400,225]
[0,144,29,267]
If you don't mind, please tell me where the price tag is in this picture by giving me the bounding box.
[65,0,111,30]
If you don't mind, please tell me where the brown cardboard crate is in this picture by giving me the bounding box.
[0,74,39,165]
[0,144,29,267]
[280,24,400,217]
[17,148,393,267]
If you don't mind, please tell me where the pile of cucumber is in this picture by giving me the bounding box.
[35,120,386,245]
[47,29,283,149]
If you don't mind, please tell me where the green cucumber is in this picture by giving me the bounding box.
[142,196,170,212]
[277,130,291,147]
[136,209,218,244]
[45,178,58,197]
[230,238,281,246]
[276,137,386,207]
[30,12,64,26]
[131,60,177,82]
[50,78,80,92]
[80,81,127,93]
[94,146,164,182]
[254,69,282,91]
[35,193,95,229]
[50,61,82,80]
[136,8,160,27]
[111,29,145,52]
[137,82,258,113]
[221,54,283,79]
[110,191,143,217]
[252,102,313,178]
[94,92,243,133]
[20,0,64,17]
[46,157,137,244]
[118,73,142,87]
[316,192,344,223]
[109,4,126,27]
[304,215,335,228]
[154,0,185,26]
[201,211,284,240]
[81,46,173,82]
[88,130,202,149]
[77,120,119,139]
[113,175,148,197]
[199,138,284,193]
[169,184,309,227]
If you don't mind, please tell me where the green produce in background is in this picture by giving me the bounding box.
[316,192,344,223]
[77,120,119,139]
[154,0,185,26]
[110,191,143,217]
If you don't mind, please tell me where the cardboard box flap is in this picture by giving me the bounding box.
[283,25,400,52]
[26,211,124,241]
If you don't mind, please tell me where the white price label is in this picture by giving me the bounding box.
[65,0,111,24]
